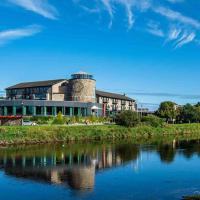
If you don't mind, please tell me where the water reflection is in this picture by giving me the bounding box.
[0,143,140,191]
[0,140,200,192]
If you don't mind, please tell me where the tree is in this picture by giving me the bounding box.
[195,102,200,107]
[180,104,199,123]
[195,106,200,122]
[116,110,140,127]
[157,101,178,123]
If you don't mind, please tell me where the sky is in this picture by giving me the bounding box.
[0,0,200,110]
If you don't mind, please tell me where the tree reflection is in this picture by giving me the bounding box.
[157,143,176,164]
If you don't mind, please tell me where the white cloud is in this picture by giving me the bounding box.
[100,0,151,29]
[175,32,196,48]
[101,0,114,28]
[153,6,200,29]
[0,25,42,46]
[123,1,134,29]
[8,0,58,20]
[168,26,182,40]
[75,0,200,48]
[146,21,165,37]
[165,25,196,48]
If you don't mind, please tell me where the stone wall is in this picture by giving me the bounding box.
[69,79,96,103]
[51,80,68,101]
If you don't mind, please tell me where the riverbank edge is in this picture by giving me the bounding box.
[0,124,200,146]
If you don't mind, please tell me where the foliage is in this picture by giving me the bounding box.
[52,112,65,125]
[179,104,198,123]
[23,115,110,125]
[141,115,164,128]
[23,116,54,125]
[1,123,200,145]
[157,101,200,124]
[157,101,178,122]
[116,110,140,127]
[176,104,200,123]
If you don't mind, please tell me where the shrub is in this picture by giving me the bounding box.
[52,112,65,125]
[141,115,164,128]
[23,116,54,125]
[116,111,140,127]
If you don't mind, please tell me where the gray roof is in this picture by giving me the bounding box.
[96,90,135,101]
[6,79,66,90]
[6,79,135,101]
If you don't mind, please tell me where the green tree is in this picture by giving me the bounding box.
[116,110,140,127]
[195,106,200,122]
[157,101,178,123]
[195,102,200,107]
[180,104,198,123]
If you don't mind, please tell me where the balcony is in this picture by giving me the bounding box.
[129,101,133,106]
[103,98,109,103]
[121,101,126,105]
[112,99,118,104]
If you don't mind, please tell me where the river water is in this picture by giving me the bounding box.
[0,140,200,200]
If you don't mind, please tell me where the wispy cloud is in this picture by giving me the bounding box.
[75,0,200,48]
[146,21,165,37]
[8,0,58,20]
[100,0,150,29]
[123,1,134,29]
[101,0,114,28]
[153,6,200,29]
[165,25,196,48]
[175,32,196,48]
[0,25,42,46]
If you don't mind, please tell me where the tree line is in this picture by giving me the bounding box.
[157,101,200,124]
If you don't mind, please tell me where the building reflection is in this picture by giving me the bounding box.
[1,140,199,192]
[0,144,140,191]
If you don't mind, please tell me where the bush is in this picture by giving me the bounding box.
[52,112,65,125]
[23,116,54,125]
[141,115,164,128]
[116,111,140,127]
[24,115,111,125]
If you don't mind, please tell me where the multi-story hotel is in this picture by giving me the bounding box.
[0,72,136,117]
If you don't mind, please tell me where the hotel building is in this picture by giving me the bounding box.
[0,72,136,117]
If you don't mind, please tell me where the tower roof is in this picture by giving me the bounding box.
[74,71,89,75]
[71,72,94,80]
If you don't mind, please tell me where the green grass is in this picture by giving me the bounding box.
[1,123,200,145]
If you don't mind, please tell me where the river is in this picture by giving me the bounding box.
[0,140,200,200]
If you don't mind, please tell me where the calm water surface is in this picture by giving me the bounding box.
[0,140,200,200]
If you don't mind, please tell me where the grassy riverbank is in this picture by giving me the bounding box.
[1,123,200,145]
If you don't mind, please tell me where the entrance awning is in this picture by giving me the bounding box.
[91,106,100,110]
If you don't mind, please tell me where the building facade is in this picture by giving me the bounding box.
[0,72,136,117]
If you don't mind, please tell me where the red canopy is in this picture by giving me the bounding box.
[0,116,22,119]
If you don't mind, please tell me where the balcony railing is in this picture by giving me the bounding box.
[103,98,109,103]
[121,101,126,105]
[112,99,118,104]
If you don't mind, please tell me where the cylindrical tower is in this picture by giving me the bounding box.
[69,72,96,103]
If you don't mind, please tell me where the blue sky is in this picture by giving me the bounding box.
[0,0,200,109]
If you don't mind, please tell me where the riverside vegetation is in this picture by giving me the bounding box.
[1,100,200,145]
[1,121,200,145]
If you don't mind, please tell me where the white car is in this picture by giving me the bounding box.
[22,120,37,126]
